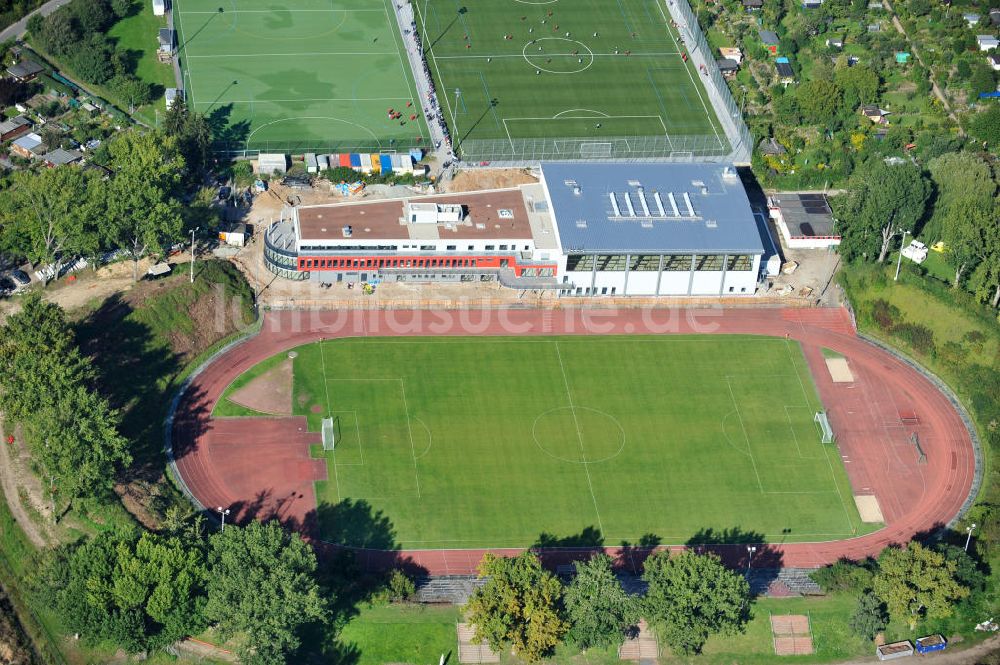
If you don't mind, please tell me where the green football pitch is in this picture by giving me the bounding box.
[218,336,873,549]
[172,0,430,152]
[413,0,727,160]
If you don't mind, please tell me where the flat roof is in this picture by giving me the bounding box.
[541,162,764,255]
[771,192,837,237]
[297,189,535,242]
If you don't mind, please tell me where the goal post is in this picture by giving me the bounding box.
[322,417,335,451]
[814,412,834,444]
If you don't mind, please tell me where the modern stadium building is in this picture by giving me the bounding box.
[264,163,768,296]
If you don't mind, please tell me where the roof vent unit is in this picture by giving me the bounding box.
[573,186,582,196]
[342,225,353,237]
[608,192,621,217]
[706,219,718,228]
[666,192,680,217]
[564,179,578,187]
[701,186,709,196]
[682,192,695,217]
[627,180,641,187]
[623,192,635,217]
[653,191,666,217]
[691,180,705,188]
[641,220,654,228]
[637,187,650,216]
[576,219,588,228]
[721,166,738,181]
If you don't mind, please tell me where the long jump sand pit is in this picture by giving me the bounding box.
[854,495,885,523]
[826,357,855,383]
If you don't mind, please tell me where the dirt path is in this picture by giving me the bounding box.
[0,419,48,548]
[836,635,1000,665]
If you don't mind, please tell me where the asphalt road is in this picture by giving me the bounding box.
[0,0,69,44]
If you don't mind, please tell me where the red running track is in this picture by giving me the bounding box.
[170,307,976,574]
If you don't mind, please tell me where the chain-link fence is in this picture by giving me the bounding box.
[212,138,430,158]
[453,133,731,164]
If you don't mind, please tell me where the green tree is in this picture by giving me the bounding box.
[69,0,114,33]
[35,529,208,652]
[38,9,81,56]
[71,36,115,84]
[969,105,1000,147]
[872,543,969,630]
[110,0,135,17]
[642,551,750,655]
[0,166,104,284]
[928,152,998,287]
[849,591,889,640]
[835,64,881,110]
[838,160,929,262]
[797,80,843,124]
[162,97,213,181]
[969,64,997,97]
[104,130,185,280]
[465,552,568,662]
[110,75,154,110]
[564,553,638,650]
[206,521,327,665]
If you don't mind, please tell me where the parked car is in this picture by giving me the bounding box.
[9,269,30,287]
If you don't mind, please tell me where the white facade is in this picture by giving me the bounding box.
[557,253,761,296]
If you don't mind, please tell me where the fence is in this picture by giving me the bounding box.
[212,138,429,158]
[669,0,754,164]
[454,133,731,164]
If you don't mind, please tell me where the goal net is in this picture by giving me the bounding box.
[322,417,335,451]
[814,412,834,444]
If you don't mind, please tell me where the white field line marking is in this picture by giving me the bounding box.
[174,0,196,107]
[192,97,414,105]
[398,378,422,498]
[185,51,398,58]
[380,0,425,133]
[432,51,680,59]
[653,0,724,148]
[725,377,764,494]
[554,342,605,537]
[181,7,386,12]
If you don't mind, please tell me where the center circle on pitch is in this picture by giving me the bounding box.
[522,38,594,74]
[532,406,625,464]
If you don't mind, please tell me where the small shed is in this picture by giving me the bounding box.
[158,28,174,52]
[6,60,44,81]
[304,153,319,173]
[717,58,739,77]
[42,148,83,166]
[257,153,287,175]
[368,153,381,173]
[990,8,1000,25]
[775,57,795,82]
[977,35,999,51]
[802,0,823,8]
[0,115,32,142]
[152,0,165,15]
[219,223,247,247]
[379,154,393,173]
[164,87,183,108]
[861,104,891,125]
[895,51,910,63]
[316,154,329,171]
[11,132,43,158]
[964,12,980,27]
[349,153,363,170]
[743,0,763,9]
[146,262,172,278]
[826,37,844,49]
[391,153,412,174]
[759,29,780,54]
[339,153,352,168]
[409,148,424,162]
[989,53,1000,71]
[720,46,743,64]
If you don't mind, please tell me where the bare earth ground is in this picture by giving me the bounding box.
[0,419,51,548]
[228,359,293,416]
[447,168,538,192]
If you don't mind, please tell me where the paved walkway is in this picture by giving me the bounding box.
[0,0,69,43]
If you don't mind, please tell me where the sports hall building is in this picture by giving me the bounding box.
[264,163,766,296]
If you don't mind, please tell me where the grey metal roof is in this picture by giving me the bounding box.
[6,61,43,78]
[541,162,765,255]
[759,29,779,44]
[771,192,836,237]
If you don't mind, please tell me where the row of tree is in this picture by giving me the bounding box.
[31,519,326,664]
[0,100,213,283]
[0,294,130,514]
[465,550,751,662]
[837,152,1000,307]
[27,0,156,108]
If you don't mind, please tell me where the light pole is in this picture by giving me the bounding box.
[453,87,461,154]
[746,545,757,577]
[190,227,199,283]
[964,523,977,552]
[217,506,231,532]
[894,228,910,281]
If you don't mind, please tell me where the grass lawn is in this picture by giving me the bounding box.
[172,0,429,152]
[107,0,177,123]
[412,0,726,161]
[218,335,870,549]
[338,604,459,665]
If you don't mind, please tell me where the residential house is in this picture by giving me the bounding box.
[861,104,891,125]
[989,53,1000,71]
[42,148,83,167]
[759,29,780,54]
[10,132,44,158]
[720,46,743,64]
[977,35,999,51]
[0,115,31,142]
[963,13,981,27]
[5,60,44,81]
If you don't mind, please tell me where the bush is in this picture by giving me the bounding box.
[891,322,935,356]
[810,560,875,592]
[850,591,888,640]
[386,569,416,602]
[869,299,899,332]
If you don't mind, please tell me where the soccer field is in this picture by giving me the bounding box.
[218,336,872,549]
[172,0,430,153]
[413,0,728,161]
